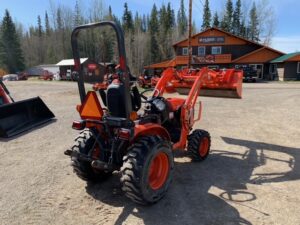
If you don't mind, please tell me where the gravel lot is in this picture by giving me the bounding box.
[0,80,300,225]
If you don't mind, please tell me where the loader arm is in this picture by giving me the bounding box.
[0,80,14,104]
[173,68,212,150]
[153,67,219,150]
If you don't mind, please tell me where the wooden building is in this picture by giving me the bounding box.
[270,52,300,81]
[56,58,106,82]
[145,27,284,80]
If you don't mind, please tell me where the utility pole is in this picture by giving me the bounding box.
[188,0,192,68]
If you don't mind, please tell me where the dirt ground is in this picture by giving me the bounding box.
[0,80,300,225]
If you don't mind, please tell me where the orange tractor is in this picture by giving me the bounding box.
[64,21,242,204]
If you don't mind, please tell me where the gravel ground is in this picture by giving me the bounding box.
[0,80,300,225]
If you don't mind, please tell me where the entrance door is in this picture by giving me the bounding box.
[250,64,264,79]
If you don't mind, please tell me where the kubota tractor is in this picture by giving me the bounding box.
[64,21,242,205]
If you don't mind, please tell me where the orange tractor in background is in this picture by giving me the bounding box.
[138,69,161,88]
[64,21,243,205]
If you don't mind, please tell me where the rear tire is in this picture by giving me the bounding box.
[187,129,211,161]
[121,136,174,205]
[71,129,111,182]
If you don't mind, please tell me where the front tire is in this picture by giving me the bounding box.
[121,136,174,205]
[70,129,111,182]
[187,129,211,161]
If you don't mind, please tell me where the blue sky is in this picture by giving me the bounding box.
[0,0,299,53]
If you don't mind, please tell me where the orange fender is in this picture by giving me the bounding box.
[133,123,171,142]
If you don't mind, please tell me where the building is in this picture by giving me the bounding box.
[39,64,59,75]
[25,64,59,77]
[145,27,284,80]
[56,58,106,82]
[270,52,300,81]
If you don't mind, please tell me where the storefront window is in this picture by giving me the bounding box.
[198,46,205,56]
[211,46,222,55]
[182,47,188,55]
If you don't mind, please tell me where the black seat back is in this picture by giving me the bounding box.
[106,82,126,118]
[107,82,142,118]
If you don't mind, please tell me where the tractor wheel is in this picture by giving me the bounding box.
[71,129,111,182]
[121,136,174,205]
[187,129,211,161]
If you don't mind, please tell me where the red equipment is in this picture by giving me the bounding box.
[0,80,13,105]
[65,21,242,205]
[39,70,54,81]
[157,68,243,99]
[138,74,152,88]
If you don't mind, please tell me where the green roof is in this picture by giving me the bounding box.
[271,52,300,63]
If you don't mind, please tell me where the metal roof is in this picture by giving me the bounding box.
[270,52,300,63]
[56,58,88,66]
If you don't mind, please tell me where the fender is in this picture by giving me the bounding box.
[133,123,171,142]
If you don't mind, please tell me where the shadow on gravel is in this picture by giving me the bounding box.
[222,137,300,184]
[85,137,300,225]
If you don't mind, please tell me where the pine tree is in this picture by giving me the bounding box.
[0,10,25,73]
[122,3,134,33]
[108,5,113,20]
[249,2,259,42]
[37,15,43,37]
[56,8,63,30]
[201,0,211,30]
[149,4,159,35]
[232,0,242,35]
[177,0,187,36]
[213,12,220,28]
[108,5,120,25]
[37,15,44,64]
[45,11,51,36]
[167,2,175,29]
[74,0,83,27]
[240,19,247,38]
[221,0,233,32]
[149,4,160,63]
[159,4,168,33]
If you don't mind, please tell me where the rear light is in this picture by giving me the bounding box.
[72,120,86,130]
[118,128,131,140]
[76,105,81,112]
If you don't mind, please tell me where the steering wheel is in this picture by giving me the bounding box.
[140,88,160,103]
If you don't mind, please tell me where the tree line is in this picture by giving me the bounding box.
[0,0,276,74]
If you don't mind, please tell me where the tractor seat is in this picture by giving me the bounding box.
[166,98,185,112]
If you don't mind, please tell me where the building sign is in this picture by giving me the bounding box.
[192,55,215,64]
[198,36,225,44]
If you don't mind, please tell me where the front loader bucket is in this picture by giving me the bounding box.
[0,97,55,138]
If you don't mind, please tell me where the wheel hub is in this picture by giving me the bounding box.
[148,152,169,190]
